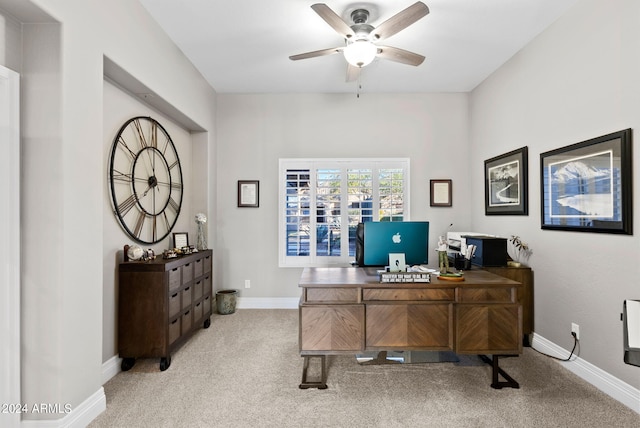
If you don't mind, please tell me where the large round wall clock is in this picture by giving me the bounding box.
[108,116,183,245]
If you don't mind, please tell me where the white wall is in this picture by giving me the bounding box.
[469,0,640,389]
[216,93,471,297]
[102,79,195,362]
[1,0,217,423]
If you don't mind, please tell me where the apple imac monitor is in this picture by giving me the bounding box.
[363,221,429,266]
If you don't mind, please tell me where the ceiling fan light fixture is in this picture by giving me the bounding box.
[343,40,377,67]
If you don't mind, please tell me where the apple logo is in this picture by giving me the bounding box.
[392,233,402,244]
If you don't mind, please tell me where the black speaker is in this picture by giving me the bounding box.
[355,223,365,266]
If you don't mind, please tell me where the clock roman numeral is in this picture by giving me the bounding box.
[133,210,146,239]
[168,196,180,213]
[150,121,158,149]
[117,136,137,160]
[133,118,148,149]
[117,194,139,217]
[112,169,133,183]
[168,160,180,170]
[161,212,171,232]
[151,215,157,243]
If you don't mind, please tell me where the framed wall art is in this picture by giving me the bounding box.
[238,180,259,208]
[430,179,452,207]
[540,129,632,234]
[484,147,528,215]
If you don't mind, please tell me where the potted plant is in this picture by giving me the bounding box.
[507,235,532,267]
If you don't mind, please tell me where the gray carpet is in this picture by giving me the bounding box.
[91,309,639,427]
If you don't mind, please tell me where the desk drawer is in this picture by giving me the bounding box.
[457,288,514,303]
[305,288,359,303]
[364,289,454,302]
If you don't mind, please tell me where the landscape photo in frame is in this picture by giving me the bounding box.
[540,129,632,234]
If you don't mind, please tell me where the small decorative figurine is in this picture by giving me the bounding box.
[436,235,451,274]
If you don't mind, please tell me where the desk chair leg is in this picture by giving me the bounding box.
[299,355,328,389]
[479,355,520,389]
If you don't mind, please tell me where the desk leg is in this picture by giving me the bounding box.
[299,355,328,389]
[479,355,520,389]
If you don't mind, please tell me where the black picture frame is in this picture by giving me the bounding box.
[540,129,632,234]
[238,180,259,208]
[484,147,528,215]
[173,232,188,248]
[430,179,452,207]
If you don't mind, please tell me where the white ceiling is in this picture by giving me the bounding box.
[139,0,578,94]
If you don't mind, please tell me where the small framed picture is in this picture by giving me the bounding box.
[238,180,259,208]
[430,179,452,207]
[484,147,528,215]
[173,232,188,249]
[389,253,406,272]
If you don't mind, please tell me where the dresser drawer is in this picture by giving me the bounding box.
[305,288,359,303]
[181,310,192,335]
[202,295,211,314]
[169,290,180,318]
[203,255,212,273]
[169,317,180,345]
[194,257,204,278]
[193,300,203,323]
[182,285,192,310]
[169,267,181,292]
[193,279,203,301]
[364,288,454,302]
[182,262,193,283]
[203,275,212,297]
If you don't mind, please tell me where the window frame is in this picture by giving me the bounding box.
[278,158,410,267]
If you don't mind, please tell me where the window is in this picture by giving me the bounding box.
[279,158,410,267]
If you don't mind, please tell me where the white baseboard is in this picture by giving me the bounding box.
[532,333,640,414]
[236,297,298,309]
[102,354,122,385]
[21,387,106,428]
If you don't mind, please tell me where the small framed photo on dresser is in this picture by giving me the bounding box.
[173,232,188,249]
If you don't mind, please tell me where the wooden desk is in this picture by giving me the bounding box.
[298,267,522,389]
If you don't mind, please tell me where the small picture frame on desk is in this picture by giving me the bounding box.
[173,232,188,249]
[389,253,406,272]
[238,180,259,208]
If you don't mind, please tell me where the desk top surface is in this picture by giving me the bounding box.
[299,267,520,289]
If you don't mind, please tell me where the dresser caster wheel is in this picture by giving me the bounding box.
[203,318,211,329]
[160,356,171,371]
[121,358,135,371]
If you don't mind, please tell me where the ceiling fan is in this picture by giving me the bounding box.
[289,2,430,81]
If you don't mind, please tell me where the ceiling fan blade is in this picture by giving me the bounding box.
[311,3,355,39]
[289,47,343,61]
[372,1,429,41]
[377,46,425,66]
[346,64,361,82]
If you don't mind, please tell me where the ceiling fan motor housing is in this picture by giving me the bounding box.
[350,9,370,24]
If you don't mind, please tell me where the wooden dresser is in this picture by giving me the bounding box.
[118,249,213,371]
[298,267,522,389]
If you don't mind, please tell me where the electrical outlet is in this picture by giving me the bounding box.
[571,323,580,340]
[244,279,251,289]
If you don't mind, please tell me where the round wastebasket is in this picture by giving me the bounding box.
[216,289,238,315]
